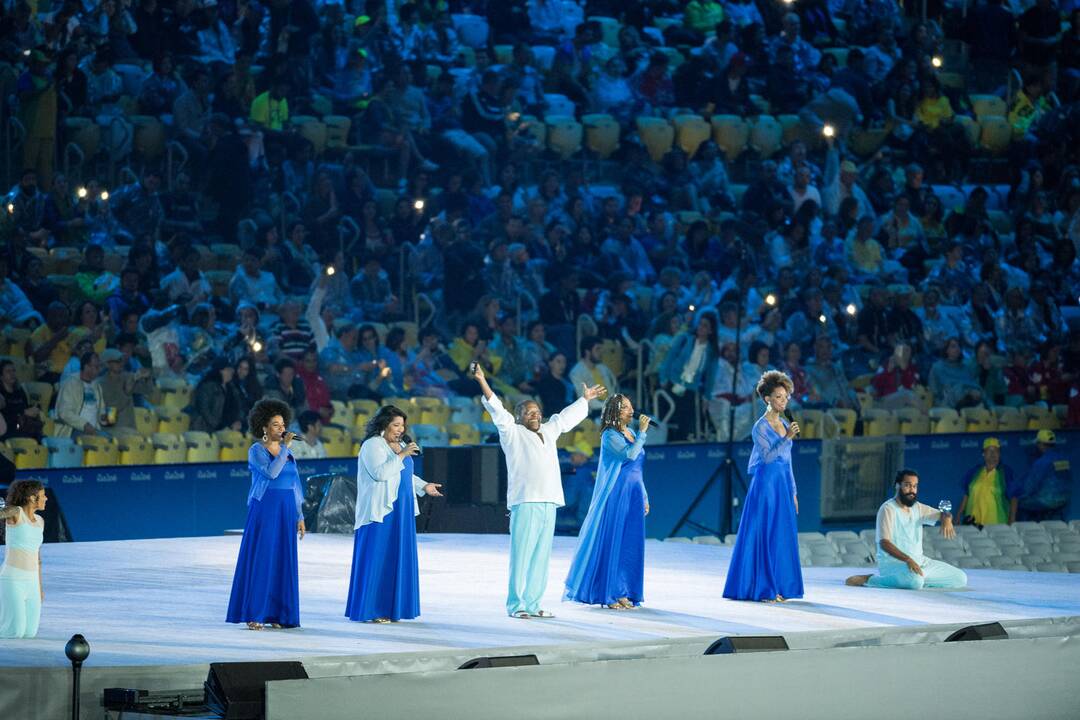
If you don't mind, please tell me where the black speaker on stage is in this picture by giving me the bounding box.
[458,654,540,670]
[944,622,1008,642]
[704,636,789,655]
[205,661,308,719]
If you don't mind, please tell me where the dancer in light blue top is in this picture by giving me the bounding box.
[0,480,46,638]
[846,468,967,590]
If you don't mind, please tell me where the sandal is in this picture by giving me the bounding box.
[511,611,531,619]
[372,617,391,624]
[529,610,555,618]
[246,622,263,630]
[606,603,626,610]
[617,598,635,609]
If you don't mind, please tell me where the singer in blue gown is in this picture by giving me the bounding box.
[723,371,804,602]
[565,394,650,609]
[346,406,442,623]
[227,399,305,629]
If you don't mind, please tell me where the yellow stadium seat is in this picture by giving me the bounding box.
[929,407,964,434]
[970,94,1007,121]
[849,127,890,158]
[545,115,584,159]
[777,114,812,147]
[134,407,157,436]
[655,46,685,69]
[22,381,54,412]
[749,115,782,158]
[518,114,547,146]
[598,339,624,378]
[7,438,47,469]
[961,406,997,432]
[793,408,822,439]
[350,399,381,417]
[672,114,711,157]
[217,430,249,462]
[289,116,327,156]
[77,435,119,466]
[1024,404,1060,430]
[210,243,243,271]
[205,270,232,298]
[896,408,931,435]
[156,406,191,433]
[978,115,1011,154]
[151,432,186,464]
[952,115,980,146]
[324,115,352,152]
[117,435,154,465]
[448,423,481,446]
[862,409,899,436]
[183,431,221,463]
[992,406,1026,431]
[711,115,750,162]
[389,321,420,349]
[636,116,675,163]
[827,408,857,437]
[821,47,849,68]
[158,379,193,410]
[581,113,621,159]
[320,427,353,457]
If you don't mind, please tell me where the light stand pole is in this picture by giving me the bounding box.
[65,634,90,720]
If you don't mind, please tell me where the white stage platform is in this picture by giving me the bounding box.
[3,534,1080,718]
[5,533,1080,667]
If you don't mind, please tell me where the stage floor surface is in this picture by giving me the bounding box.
[4,533,1080,668]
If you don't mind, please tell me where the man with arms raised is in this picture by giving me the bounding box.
[473,364,605,618]
[846,468,967,590]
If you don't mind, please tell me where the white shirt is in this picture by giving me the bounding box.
[481,393,588,508]
[161,268,211,309]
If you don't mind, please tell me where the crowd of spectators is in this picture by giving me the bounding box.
[0,0,1079,450]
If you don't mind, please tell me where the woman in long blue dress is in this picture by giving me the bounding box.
[723,370,804,602]
[565,394,650,609]
[226,398,306,630]
[346,405,443,623]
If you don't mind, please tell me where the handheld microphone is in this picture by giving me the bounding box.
[285,432,309,444]
[401,433,423,456]
[783,409,799,436]
[641,415,659,427]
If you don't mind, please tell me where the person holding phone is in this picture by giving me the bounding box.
[723,370,804,602]
[226,398,306,630]
[565,394,650,609]
[472,363,604,619]
[346,405,442,623]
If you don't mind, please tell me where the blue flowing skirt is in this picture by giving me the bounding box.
[723,462,804,601]
[565,466,646,606]
[345,478,420,622]
[226,489,300,626]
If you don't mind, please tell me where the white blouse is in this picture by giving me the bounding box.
[354,436,427,529]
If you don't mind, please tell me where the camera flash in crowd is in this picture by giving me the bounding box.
[818,314,827,324]
[822,124,835,138]
[688,304,696,312]
[846,303,857,316]
[326,266,336,276]
[414,199,425,211]
[6,203,13,214]
[251,340,264,353]
[77,187,88,199]
[100,190,109,201]
[931,56,943,68]
[766,294,777,306]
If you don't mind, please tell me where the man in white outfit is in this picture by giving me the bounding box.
[473,364,605,618]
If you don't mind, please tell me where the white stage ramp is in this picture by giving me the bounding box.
[3,534,1080,719]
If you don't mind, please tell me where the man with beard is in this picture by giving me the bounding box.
[845,469,966,590]
[472,364,604,618]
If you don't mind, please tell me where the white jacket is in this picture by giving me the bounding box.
[354,436,426,529]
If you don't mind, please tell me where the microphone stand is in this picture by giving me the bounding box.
[671,244,749,538]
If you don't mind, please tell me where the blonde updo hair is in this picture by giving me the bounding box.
[756,369,794,401]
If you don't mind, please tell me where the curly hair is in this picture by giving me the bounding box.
[756,369,794,400]
[5,479,44,508]
[248,398,293,438]
[364,405,408,441]
[599,393,631,434]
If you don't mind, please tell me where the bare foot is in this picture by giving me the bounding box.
[845,574,872,587]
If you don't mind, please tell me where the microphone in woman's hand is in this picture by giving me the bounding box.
[401,433,423,456]
[783,410,799,436]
